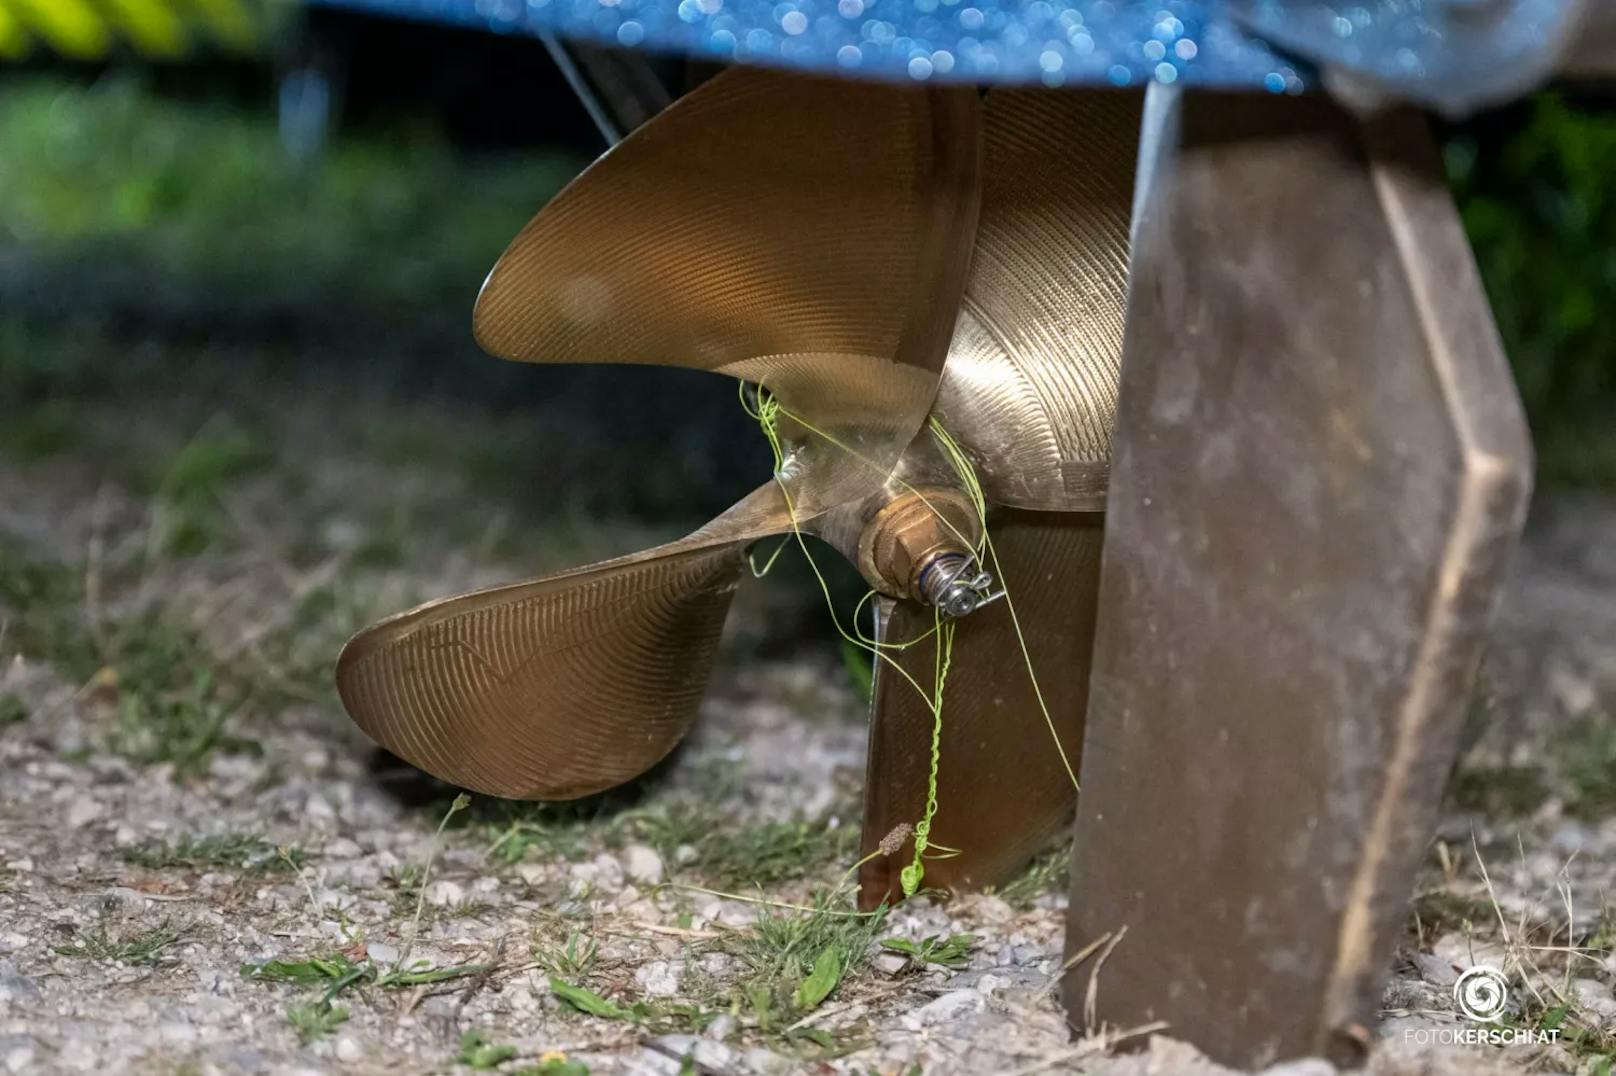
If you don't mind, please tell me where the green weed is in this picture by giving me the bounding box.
[547,975,715,1036]
[534,930,599,979]
[732,891,886,1031]
[387,863,427,916]
[0,399,87,461]
[242,954,365,986]
[609,802,725,868]
[479,800,602,867]
[55,920,184,965]
[245,950,491,1044]
[242,953,492,991]
[879,933,976,969]
[1503,996,1616,1069]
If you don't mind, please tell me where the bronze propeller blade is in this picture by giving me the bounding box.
[337,70,1144,907]
[338,67,983,801]
[928,88,1140,512]
[473,65,982,507]
[856,509,1105,910]
[337,483,801,800]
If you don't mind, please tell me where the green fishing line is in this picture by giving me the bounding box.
[740,380,1075,896]
[900,605,956,897]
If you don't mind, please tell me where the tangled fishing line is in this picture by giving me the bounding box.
[741,384,1077,897]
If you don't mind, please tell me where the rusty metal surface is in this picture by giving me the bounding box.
[858,510,1103,910]
[1063,88,1533,1067]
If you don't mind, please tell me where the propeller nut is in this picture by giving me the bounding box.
[856,489,982,607]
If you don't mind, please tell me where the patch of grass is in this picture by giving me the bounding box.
[540,892,878,1054]
[386,862,427,916]
[0,538,97,670]
[122,835,310,875]
[0,322,107,464]
[245,950,491,1043]
[1410,890,1499,942]
[0,539,263,771]
[0,319,98,404]
[609,802,726,868]
[1535,427,1616,491]
[242,954,365,985]
[533,930,599,979]
[148,419,273,556]
[479,802,603,867]
[108,660,255,771]
[154,420,273,506]
[731,890,887,1033]
[54,920,184,965]
[995,845,1070,909]
[879,933,975,970]
[692,818,858,888]
[352,529,407,569]
[593,804,853,886]
[243,951,491,991]
[1507,996,1616,1069]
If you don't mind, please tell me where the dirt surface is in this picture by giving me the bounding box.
[1,353,1613,1075]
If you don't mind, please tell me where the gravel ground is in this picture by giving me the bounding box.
[1,360,1613,1075]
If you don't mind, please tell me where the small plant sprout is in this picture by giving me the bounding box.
[879,933,976,970]
[534,930,599,979]
[54,920,185,966]
[458,1029,517,1070]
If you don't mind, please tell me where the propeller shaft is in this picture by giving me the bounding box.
[856,489,989,614]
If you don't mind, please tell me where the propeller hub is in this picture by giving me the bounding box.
[857,489,990,615]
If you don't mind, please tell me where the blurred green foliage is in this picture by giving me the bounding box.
[1448,94,1616,487]
[0,75,1612,489]
[0,75,581,310]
